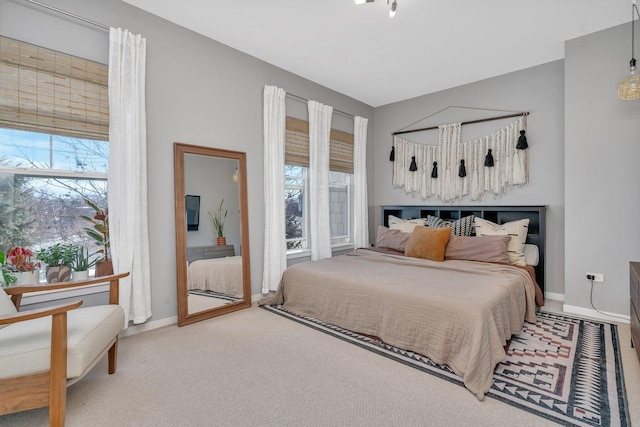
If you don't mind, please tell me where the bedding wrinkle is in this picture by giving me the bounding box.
[259,249,538,399]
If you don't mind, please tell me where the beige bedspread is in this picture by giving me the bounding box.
[260,249,537,400]
[188,256,243,297]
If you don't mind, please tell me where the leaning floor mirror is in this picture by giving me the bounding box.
[174,142,251,326]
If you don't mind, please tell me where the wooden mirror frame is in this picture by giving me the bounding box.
[174,142,251,326]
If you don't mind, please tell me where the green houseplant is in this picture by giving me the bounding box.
[0,251,17,287]
[36,243,75,283]
[69,246,98,280]
[209,199,228,245]
[80,197,112,276]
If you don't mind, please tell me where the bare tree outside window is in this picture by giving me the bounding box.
[0,128,108,256]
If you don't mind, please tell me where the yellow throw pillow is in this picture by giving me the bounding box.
[405,226,452,261]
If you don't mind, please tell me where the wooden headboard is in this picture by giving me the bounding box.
[380,205,546,294]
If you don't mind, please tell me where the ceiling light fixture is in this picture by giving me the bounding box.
[618,0,640,100]
[354,0,397,18]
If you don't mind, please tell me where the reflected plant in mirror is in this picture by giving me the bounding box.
[209,198,228,245]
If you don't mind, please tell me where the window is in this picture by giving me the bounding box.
[0,36,109,265]
[284,116,354,254]
[285,165,306,250]
[0,128,108,257]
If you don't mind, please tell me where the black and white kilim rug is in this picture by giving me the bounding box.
[262,305,630,427]
[188,289,241,302]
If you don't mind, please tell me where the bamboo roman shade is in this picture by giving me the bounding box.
[285,116,354,173]
[0,36,109,140]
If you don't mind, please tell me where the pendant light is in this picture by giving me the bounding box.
[354,0,398,18]
[618,1,640,100]
[389,0,398,18]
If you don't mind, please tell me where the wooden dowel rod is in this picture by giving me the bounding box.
[393,112,529,136]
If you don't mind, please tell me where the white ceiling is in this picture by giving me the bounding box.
[123,0,630,107]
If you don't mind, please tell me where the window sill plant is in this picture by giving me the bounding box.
[36,243,75,283]
[69,246,98,280]
[4,246,41,286]
[81,198,112,276]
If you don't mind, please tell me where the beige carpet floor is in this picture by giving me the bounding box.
[2,302,639,426]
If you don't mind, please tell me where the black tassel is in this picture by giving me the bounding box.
[389,146,395,161]
[409,156,417,171]
[484,149,494,167]
[458,159,467,177]
[431,161,438,178]
[516,130,528,149]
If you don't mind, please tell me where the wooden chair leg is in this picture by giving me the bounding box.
[50,312,67,427]
[108,337,118,374]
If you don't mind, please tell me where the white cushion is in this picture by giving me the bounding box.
[0,287,17,330]
[0,304,124,379]
[388,215,426,233]
[474,217,529,266]
[524,244,539,266]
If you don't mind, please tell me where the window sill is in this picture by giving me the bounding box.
[19,282,110,306]
[287,249,311,260]
[286,243,354,260]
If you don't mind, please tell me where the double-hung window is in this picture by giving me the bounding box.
[0,36,109,260]
[284,116,354,254]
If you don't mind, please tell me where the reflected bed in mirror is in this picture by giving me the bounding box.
[174,143,251,326]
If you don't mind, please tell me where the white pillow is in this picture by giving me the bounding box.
[388,215,427,233]
[524,244,539,266]
[474,217,529,266]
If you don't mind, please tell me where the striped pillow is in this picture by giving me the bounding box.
[426,215,475,236]
[474,217,529,266]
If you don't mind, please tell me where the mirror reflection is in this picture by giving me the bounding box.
[174,143,251,326]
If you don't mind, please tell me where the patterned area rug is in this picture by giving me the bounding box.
[262,306,630,426]
[188,289,241,302]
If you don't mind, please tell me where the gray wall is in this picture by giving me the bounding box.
[565,23,640,316]
[0,0,374,321]
[373,61,566,297]
[184,155,241,255]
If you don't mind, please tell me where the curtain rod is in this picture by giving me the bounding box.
[286,93,355,119]
[23,0,110,31]
[392,112,529,136]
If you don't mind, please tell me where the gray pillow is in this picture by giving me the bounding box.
[444,235,510,263]
[376,225,412,252]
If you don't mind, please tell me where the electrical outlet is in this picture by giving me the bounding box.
[586,272,605,283]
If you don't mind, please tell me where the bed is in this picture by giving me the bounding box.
[261,205,546,400]
[186,245,243,298]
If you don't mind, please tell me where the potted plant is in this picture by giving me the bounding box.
[5,246,41,285]
[209,199,228,245]
[0,250,17,287]
[69,246,98,281]
[80,198,112,276]
[36,243,75,283]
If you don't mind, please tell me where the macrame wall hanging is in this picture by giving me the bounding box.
[391,107,529,202]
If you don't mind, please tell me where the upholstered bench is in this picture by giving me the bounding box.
[0,272,129,426]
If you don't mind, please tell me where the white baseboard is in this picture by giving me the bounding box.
[562,304,630,324]
[121,295,264,338]
[545,292,565,302]
[120,315,178,338]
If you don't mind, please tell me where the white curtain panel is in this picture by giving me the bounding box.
[353,116,369,248]
[108,28,151,327]
[261,85,287,293]
[307,100,333,261]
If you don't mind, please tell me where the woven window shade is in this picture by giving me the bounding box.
[285,116,354,173]
[0,36,109,140]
